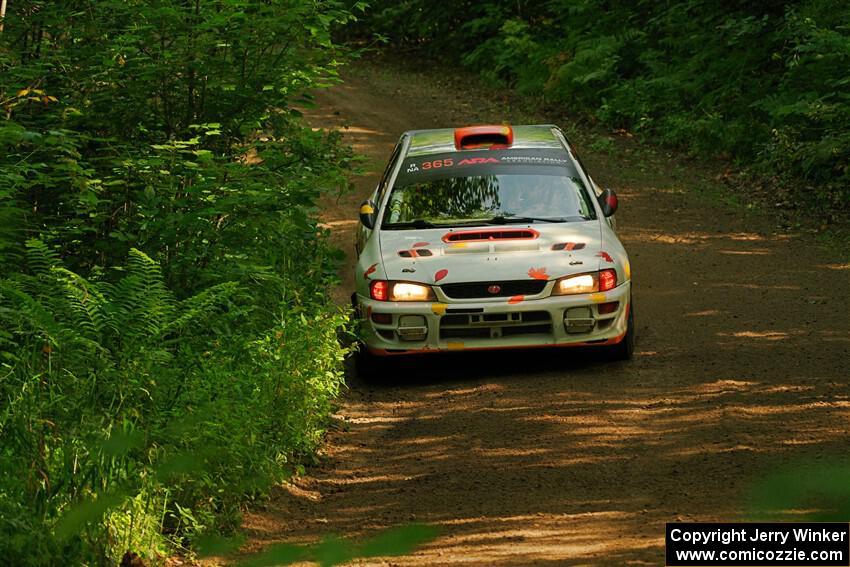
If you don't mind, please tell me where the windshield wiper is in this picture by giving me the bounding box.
[382,219,438,229]
[485,215,572,224]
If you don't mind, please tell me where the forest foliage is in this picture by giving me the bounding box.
[0,0,364,564]
[3,0,847,564]
[359,0,850,216]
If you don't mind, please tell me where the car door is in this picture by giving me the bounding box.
[356,141,403,257]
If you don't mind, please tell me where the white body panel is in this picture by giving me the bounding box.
[353,125,632,356]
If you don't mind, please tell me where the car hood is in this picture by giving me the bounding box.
[378,222,603,284]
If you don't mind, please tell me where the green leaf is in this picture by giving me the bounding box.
[358,524,441,558]
[54,493,125,541]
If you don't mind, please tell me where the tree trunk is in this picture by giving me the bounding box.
[0,0,8,34]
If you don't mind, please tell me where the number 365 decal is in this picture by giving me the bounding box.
[421,158,453,170]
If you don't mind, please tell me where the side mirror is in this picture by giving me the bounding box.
[359,199,377,229]
[598,188,618,217]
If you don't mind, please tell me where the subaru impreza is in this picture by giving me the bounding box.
[353,124,634,373]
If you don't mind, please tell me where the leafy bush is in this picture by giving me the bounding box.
[0,243,349,564]
[1,0,358,563]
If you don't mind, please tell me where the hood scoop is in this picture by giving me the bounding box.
[442,228,539,243]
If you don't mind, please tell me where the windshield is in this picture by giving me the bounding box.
[381,148,598,229]
[382,173,597,228]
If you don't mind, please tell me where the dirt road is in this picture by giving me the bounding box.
[242,58,850,565]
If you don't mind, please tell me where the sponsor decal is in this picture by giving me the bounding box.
[421,158,454,170]
[363,263,378,280]
[457,157,499,165]
[528,267,549,280]
[434,268,449,282]
[395,149,579,185]
[597,251,614,263]
[500,155,570,165]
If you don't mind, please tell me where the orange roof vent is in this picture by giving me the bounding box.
[442,228,538,242]
[454,125,513,149]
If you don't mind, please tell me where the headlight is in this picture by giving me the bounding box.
[370,280,436,301]
[554,273,597,295]
[391,282,435,301]
[552,269,617,295]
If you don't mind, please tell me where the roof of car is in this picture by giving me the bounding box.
[405,124,563,157]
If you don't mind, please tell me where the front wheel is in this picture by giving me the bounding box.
[351,292,393,383]
[608,300,635,361]
[355,347,395,384]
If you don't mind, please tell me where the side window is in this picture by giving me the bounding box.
[553,127,602,198]
[567,141,602,197]
[375,143,402,207]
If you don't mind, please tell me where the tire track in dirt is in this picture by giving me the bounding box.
[239,58,850,566]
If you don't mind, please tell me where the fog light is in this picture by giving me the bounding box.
[564,306,595,334]
[398,315,427,341]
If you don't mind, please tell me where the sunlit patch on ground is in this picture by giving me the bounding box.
[685,309,722,316]
[318,219,359,229]
[719,330,797,340]
[710,282,802,290]
[719,249,771,255]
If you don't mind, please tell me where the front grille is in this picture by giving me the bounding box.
[440,280,548,299]
[442,327,491,339]
[502,324,552,337]
[439,311,552,340]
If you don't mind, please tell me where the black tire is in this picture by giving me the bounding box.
[608,298,635,361]
[355,347,395,384]
[351,292,392,383]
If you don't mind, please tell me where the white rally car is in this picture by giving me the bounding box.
[353,124,634,372]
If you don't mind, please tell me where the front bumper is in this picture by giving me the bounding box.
[357,281,631,355]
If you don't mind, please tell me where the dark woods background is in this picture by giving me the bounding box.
[356,0,850,216]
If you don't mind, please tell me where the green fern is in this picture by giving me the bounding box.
[0,242,239,370]
[54,267,113,340]
[166,281,240,334]
[110,249,177,345]
[23,239,61,277]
